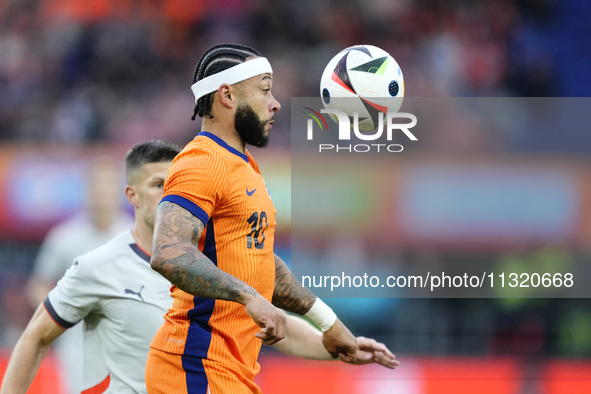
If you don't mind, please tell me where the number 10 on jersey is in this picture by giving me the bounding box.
[247,211,267,249]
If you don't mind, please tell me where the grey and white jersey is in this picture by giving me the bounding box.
[45,231,172,394]
[33,212,133,394]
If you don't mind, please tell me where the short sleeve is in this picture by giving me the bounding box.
[45,258,102,328]
[161,149,228,225]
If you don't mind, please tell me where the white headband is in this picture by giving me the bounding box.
[191,57,273,103]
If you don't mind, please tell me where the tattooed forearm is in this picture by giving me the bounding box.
[158,252,258,302]
[151,202,258,304]
[272,254,316,314]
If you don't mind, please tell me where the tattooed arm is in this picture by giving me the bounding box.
[151,202,286,344]
[272,254,316,314]
[151,202,256,302]
[272,253,358,361]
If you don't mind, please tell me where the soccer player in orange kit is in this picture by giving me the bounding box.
[145,44,364,394]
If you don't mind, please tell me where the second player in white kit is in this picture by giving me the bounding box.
[45,230,172,392]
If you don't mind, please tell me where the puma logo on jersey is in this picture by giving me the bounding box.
[124,285,145,302]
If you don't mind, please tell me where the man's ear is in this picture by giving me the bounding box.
[217,84,235,109]
[125,185,139,208]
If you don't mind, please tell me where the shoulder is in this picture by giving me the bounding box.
[177,134,225,158]
[167,138,230,185]
[172,137,227,168]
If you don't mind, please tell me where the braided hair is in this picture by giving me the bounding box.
[191,44,262,121]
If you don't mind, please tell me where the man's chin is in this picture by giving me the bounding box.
[252,135,269,148]
[256,139,269,148]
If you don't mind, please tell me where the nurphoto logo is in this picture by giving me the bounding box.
[303,108,418,153]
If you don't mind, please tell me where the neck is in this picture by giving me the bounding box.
[131,221,153,256]
[201,117,245,153]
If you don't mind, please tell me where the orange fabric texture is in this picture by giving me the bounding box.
[145,348,189,394]
[149,133,276,393]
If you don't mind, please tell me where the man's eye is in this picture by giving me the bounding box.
[263,88,270,94]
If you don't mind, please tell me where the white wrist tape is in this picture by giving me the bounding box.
[304,299,337,332]
[191,57,273,103]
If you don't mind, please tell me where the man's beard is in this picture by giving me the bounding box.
[235,102,270,148]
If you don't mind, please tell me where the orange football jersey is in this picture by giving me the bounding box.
[149,132,277,394]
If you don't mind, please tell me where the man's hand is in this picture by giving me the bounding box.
[245,297,286,346]
[322,318,357,363]
[349,336,399,369]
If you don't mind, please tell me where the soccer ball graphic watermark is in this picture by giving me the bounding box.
[303,107,417,153]
[308,44,416,153]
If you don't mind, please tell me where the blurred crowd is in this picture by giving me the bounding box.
[0,0,566,147]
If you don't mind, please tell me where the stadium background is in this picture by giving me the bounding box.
[1,0,591,392]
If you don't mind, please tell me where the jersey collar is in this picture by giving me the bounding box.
[129,243,151,263]
[198,132,248,163]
